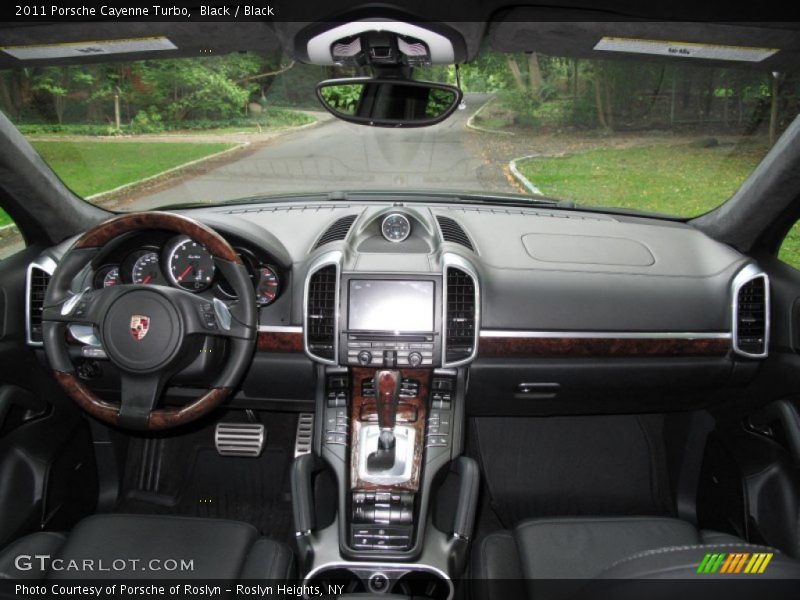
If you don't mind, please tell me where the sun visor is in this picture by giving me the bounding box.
[490,14,800,72]
[0,22,281,68]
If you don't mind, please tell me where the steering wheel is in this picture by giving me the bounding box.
[42,212,256,431]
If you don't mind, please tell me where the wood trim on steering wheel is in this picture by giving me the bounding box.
[54,371,233,430]
[73,211,243,264]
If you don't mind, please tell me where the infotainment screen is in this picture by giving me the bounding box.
[348,280,435,332]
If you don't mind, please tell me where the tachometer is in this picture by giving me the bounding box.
[255,266,280,306]
[165,236,215,292]
[131,252,162,285]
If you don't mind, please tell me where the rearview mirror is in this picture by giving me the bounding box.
[316,78,462,128]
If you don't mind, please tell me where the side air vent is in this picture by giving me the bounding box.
[305,263,338,362]
[27,265,52,345]
[314,214,357,249]
[437,215,474,251]
[733,269,769,358]
[444,264,478,365]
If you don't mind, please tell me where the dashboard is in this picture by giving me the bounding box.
[26,193,770,415]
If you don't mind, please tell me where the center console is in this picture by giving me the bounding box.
[295,242,480,598]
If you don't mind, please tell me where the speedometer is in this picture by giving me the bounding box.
[131,252,162,285]
[381,213,411,243]
[165,235,215,292]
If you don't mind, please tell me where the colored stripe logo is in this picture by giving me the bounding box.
[697,552,773,574]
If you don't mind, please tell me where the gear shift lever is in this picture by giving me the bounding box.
[367,370,401,471]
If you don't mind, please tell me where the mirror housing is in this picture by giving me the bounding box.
[316,77,462,128]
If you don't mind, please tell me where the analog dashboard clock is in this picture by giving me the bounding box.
[381,213,412,243]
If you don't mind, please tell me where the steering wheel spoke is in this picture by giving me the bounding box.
[177,293,255,341]
[118,371,167,430]
[43,287,107,327]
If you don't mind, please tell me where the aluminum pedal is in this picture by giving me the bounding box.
[214,422,265,457]
[295,413,314,457]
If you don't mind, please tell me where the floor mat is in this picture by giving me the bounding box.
[470,414,674,529]
[116,413,296,544]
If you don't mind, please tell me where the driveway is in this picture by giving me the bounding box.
[123,93,513,210]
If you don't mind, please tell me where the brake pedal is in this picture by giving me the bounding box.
[215,423,265,457]
[295,413,314,457]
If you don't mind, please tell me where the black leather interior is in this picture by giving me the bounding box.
[0,514,294,580]
[473,516,800,599]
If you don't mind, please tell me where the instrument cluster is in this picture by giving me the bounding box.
[91,233,281,306]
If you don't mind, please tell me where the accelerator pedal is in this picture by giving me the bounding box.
[214,422,265,457]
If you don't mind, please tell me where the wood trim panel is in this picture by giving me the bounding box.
[349,368,431,492]
[73,211,242,263]
[256,331,303,353]
[54,371,232,430]
[477,336,730,358]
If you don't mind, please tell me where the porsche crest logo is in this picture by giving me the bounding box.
[130,315,150,341]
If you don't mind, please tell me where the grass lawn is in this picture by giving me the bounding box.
[517,142,768,216]
[0,140,233,229]
[517,141,800,268]
[31,140,235,197]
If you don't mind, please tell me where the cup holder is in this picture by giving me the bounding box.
[306,565,451,599]
[391,571,450,599]
[306,567,366,596]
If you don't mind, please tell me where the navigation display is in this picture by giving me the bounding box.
[348,280,435,332]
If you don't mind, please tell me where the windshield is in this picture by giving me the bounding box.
[0,44,793,222]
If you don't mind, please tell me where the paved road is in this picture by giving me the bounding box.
[126,93,511,210]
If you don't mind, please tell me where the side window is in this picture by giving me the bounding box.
[0,207,25,260]
[778,221,800,270]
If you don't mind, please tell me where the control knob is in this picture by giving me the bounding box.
[357,350,372,366]
[407,351,423,367]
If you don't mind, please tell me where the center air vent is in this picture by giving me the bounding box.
[437,215,474,251]
[314,214,357,249]
[305,263,339,362]
[733,270,769,358]
[27,265,52,345]
[444,265,478,365]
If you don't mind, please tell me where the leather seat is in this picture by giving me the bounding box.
[473,516,800,599]
[0,514,294,580]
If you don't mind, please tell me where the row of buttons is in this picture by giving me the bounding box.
[431,391,452,410]
[347,341,434,350]
[361,378,420,398]
[426,377,454,448]
[324,407,348,446]
[326,390,347,407]
[351,525,412,551]
[352,492,414,529]
[198,303,218,330]
[325,407,348,434]
[353,491,402,503]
